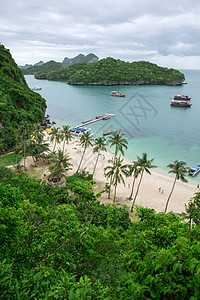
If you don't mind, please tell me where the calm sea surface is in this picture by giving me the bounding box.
[25,70,200,184]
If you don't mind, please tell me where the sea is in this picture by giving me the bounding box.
[25,69,200,184]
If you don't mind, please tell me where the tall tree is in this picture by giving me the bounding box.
[49,127,61,152]
[61,125,73,152]
[18,121,33,170]
[104,156,129,204]
[165,160,188,213]
[76,132,93,173]
[92,136,107,177]
[107,131,128,198]
[49,149,72,180]
[131,153,156,212]
[128,161,139,200]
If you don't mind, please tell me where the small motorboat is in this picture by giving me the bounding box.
[103,130,113,136]
[110,91,125,97]
[189,164,200,176]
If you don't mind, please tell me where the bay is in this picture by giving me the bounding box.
[25,70,200,184]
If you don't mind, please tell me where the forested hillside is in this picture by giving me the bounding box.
[0,45,46,150]
[0,167,199,299]
[22,60,62,76]
[46,57,185,86]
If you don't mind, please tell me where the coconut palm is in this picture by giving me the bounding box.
[18,121,33,170]
[165,160,188,213]
[131,153,157,212]
[104,156,129,204]
[76,131,93,173]
[49,149,72,180]
[128,161,139,200]
[49,127,61,152]
[61,125,73,152]
[107,130,128,198]
[27,134,50,163]
[92,136,107,177]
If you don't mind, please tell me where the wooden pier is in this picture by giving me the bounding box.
[77,113,115,127]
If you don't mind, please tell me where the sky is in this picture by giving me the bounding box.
[1,0,200,69]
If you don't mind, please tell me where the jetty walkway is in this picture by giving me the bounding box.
[77,113,115,127]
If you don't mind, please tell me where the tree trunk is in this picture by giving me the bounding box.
[108,148,117,199]
[164,176,177,213]
[63,139,66,152]
[53,140,56,152]
[113,182,117,205]
[92,151,100,177]
[76,147,86,173]
[131,171,144,212]
[129,177,136,199]
[23,138,26,170]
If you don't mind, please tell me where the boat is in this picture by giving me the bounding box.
[103,130,113,136]
[32,86,42,90]
[170,100,192,107]
[110,91,125,97]
[189,164,200,176]
[174,94,191,100]
[70,127,90,135]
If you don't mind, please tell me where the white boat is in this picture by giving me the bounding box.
[32,86,42,90]
[110,91,125,97]
[189,164,200,176]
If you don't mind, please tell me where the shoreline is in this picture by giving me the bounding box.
[32,133,197,214]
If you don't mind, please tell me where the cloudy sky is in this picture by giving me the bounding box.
[1,0,200,69]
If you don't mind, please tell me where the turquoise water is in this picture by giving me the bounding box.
[25,70,200,184]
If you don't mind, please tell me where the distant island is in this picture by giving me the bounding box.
[20,53,99,77]
[21,54,185,86]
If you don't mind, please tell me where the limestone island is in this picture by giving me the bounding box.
[44,57,184,86]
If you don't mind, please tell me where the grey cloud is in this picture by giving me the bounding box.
[1,0,200,67]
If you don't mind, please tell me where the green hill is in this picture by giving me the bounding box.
[22,60,62,76]
[0,44,46,150]
[65,57,185,86]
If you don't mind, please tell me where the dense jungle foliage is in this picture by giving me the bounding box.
[0,166,199,299]
[0,45,46,150]
[46,57,185,85]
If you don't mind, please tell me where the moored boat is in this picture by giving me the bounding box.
[103,130,113,136]
[70,127,90,135]
[189,164,200,176]
[170,100,192,107]
[111,91,125,97]
[32,86,42,90]
[174,94,191,100]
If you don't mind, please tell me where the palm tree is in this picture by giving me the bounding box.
[76,132,93,173]
[131,153,157,212]
[49,149,72,180]
[107,130,128,198]
[165,160,188,213]
[49,127,61,152]
[128,161,139,200]
[27,134,50,163]
[92,136,107,177]
[18,121,33,170]
[61,125,73,152]
[104,156,129,204]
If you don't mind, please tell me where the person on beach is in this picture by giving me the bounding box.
[159,187,161,193]
[197,184,199,188]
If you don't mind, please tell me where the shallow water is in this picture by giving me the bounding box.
[25,69,200,184]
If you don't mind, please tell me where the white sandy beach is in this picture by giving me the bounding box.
[25,132,198,214]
